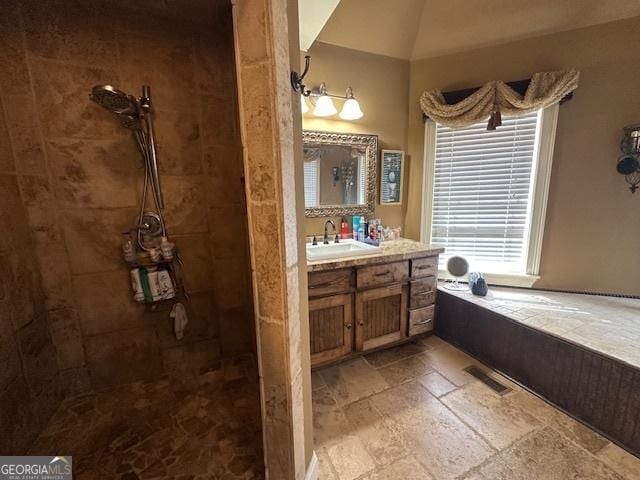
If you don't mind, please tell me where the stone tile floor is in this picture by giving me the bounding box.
[29,355,264,479]
[440,285,640,369]
[313,335,640,480]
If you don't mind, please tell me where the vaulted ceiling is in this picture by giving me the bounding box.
[303,0,640,60]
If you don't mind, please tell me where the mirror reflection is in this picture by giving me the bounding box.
[303,144,367,207]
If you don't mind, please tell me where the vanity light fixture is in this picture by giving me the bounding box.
[339,87,364,120]
[312,83,338,117]
[618,123,640,193]
[291,55,364,120]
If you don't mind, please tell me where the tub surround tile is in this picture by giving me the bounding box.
[441,285,640,370]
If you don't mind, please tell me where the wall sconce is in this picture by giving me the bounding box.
[618,124,640,193]
[291,55,364,120]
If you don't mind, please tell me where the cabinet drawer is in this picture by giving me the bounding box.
[410,290,435,309]
[411,257,438,278]
[357,261,409,289]
[408,305,435,336]
[308,269,353,297]
[410,276,436,294]
[410,276,436,308]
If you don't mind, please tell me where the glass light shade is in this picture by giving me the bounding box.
[313,94,337,117]
[339,98,363,120]
[300,95,309,114]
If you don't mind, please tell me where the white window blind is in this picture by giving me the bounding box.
[357,156,366,204]
[304,159,320,207]
[432,110,541,274]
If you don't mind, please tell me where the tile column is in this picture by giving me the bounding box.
[232,0,308,478]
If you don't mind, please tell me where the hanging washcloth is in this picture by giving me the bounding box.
[170,302,188,340]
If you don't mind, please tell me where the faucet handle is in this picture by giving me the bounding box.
[334,234,340,243]
[312,235,317,246]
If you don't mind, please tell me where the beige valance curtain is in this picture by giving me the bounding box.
[420,70,580,130]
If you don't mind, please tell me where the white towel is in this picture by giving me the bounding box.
[170,302,188,340]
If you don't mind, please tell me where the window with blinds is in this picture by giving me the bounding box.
[431,110,541,274]
[304,159,320,207]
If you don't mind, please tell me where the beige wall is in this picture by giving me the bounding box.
[406,16,640,296]
[302,43,410,236]
[1,0,255,393]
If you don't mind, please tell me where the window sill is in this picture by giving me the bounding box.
[438,270,540,288]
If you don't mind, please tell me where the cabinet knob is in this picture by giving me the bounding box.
[358,321,364,326]
[345,323,352,329]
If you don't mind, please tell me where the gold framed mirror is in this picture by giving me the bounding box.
[303,130,377,218]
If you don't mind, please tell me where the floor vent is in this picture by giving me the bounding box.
[463,366,512,396]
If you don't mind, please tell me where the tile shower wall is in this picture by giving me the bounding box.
[0,72,61,451]
[0,0,254,394]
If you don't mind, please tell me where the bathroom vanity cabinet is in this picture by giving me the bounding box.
[307,239,443,368]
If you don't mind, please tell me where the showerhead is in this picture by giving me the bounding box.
[90,85,139,116]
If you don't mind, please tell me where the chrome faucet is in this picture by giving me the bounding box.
[323,220,338,244]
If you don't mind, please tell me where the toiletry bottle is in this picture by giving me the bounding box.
[340,217,348,238]
[122,234,136,263]
[147,267,161,301]
[160,236,174,261]
[157,267,176,300]
[352,216,361,240]
[357,218,365,241]
[130,268,144,302]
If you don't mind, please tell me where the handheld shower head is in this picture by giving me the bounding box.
[89,85,139,116]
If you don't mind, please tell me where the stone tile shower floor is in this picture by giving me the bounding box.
[313,335,640,480]
[28,355,264,480]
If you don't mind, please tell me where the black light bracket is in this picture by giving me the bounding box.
[291,55,312,97]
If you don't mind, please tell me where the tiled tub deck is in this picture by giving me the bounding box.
[436,286,640,456]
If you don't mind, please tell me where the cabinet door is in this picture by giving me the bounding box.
[309,293,354,368]
[355,284,408,352]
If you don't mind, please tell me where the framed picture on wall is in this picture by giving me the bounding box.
[380,150,405,204]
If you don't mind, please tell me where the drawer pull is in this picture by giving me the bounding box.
[413,290,433,296]
[374,270,390,277]
[309,281,332,289]
[414,319,432,325]
[415,264,433,270]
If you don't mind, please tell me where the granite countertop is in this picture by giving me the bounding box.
[307,238,444,272]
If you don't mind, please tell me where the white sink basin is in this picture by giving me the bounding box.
[306,238,381,261]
